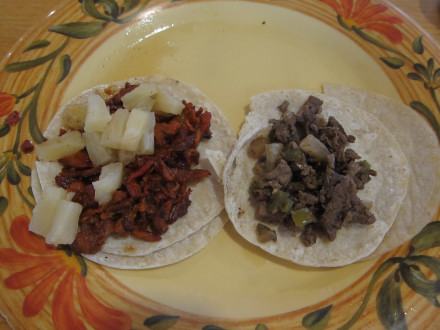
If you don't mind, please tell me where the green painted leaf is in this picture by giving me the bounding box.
[202,326,226,330]
[407,72,424,81]
[144,315,179,330]
[27,186,34,199]
[98,0,120,18]
[337,15,351,30]
[4,54,54,72]
[23,40,51,53]
[409,221,440,255]
[57,54,71,84]
[427,58,434,75]
[434,68,440,82]
[400,261,440,297]
[426,294,440,307]
[6,161,20,185]
[28,100,46,144]
[114,0,149,24]
[82,0,113,20]
[121,0,141,12]
[406,256,440,288]
[58,244,73,257]
[414,63,430,80]
[302,304,332,330]
[74,253,88,276]
[338,258,403,330]
[0,158,8,170]
[0,124,10,138]
[17,161,31,176]
[0,196,8,216]
[255,324,268,330]
[49,21,107,39]
[376,274,407,330]
[409,256,440,278]
[412,35,424,54]
[380,57,405,69]
[29,124,45,144]
[17,85,38,99]
[16,182,34,209]
[404,257,440,307]
[5,37,68,72]
[353,27,400,54]
[409,101,440,140]
[0,170,6,184]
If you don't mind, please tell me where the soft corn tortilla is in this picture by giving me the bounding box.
[84,213,227,269]
[42,76,235,262]
[323,84,440,259]
[223,90,410,267]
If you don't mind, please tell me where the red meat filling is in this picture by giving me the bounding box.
[55,92,212,254]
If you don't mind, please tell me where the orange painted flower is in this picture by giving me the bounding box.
[0,92,16,117]
[0,215,132,329]
[320,0,404,44]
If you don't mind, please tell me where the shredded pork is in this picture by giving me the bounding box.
[55,84,212,254]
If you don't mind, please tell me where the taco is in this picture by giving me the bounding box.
[323,84,440,259]
[223,90,409,267]
[29,76,235,269]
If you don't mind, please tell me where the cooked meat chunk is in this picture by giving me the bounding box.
[320,176,356,240]
[300,224,317,247]
[295,96,323,135]
[298,191,319,207]
[264,159,293,186]
[269,109,299,143]
[345,148,361,161]
[254,202,286,223]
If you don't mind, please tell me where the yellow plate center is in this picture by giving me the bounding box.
[63,0,397,318]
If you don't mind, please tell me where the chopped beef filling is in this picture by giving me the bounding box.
[56,96,212,254]
[250,96,377,246]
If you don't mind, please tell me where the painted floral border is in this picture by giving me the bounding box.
[297,1,440,328]
[0,0,439,329]
[319,0,440,139]
[0,1,150,329]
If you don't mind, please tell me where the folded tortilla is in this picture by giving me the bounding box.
[223,90,409,267]
[323,84,440,259]
[41,76,236,267]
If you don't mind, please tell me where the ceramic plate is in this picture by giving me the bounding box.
[0,0,439,328]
